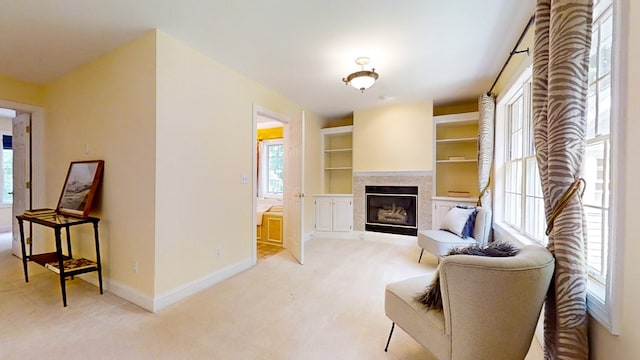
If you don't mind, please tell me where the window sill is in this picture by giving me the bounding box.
[493,222,541,247]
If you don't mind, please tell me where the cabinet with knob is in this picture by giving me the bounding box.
[314,195,353,232]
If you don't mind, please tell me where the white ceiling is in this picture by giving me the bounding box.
[0,0,535,119]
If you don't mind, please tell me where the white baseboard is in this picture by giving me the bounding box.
[152,258,253,312]
[78,273,155,311]
[79,258,254,313]
[312,231,359,239]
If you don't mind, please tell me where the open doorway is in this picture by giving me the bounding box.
[0,107,16,253]
[254,107,286,263]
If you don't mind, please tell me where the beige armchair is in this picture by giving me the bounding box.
[384,245,554,360]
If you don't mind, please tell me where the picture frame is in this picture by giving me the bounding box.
[56,160,104,218]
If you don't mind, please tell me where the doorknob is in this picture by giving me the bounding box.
[8,192,13,195]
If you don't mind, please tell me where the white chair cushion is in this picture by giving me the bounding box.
[439,207,476,237]
[418,229,476,257]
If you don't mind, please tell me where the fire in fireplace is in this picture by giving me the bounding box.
[365,186,418,236]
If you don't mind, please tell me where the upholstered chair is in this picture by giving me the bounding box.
[417,207,492,263]
[384,245,554,360]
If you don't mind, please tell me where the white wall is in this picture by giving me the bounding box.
[352,100,433,172]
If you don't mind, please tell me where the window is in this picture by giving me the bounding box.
[502,72,547,243]
[584,0,613,288]
[1,134,12,205]
[496,0,620,333]
[259,139,284,197]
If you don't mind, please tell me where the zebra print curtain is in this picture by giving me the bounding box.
[477,94,495,210]
[532,1,593,359]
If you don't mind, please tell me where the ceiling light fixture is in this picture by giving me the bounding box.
[342,57,379,93]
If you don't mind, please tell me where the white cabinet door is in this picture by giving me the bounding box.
[315,197,334,232]
[332,197,353,232]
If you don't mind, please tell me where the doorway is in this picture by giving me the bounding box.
[0,107,16,254]
[254,107,287,263]
[0,100,45,259]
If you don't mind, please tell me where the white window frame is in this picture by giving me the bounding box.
[494,0,623,334]
[259,138,284,199]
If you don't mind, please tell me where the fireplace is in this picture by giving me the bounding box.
[365,186,418,236]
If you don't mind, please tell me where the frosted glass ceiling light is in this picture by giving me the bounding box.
[342,57,379,93]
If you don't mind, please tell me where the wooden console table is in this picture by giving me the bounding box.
[16,213,103,307]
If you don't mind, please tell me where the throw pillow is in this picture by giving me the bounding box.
[440,207,476,237]
[455,205,479,238]
[415,242,520,311]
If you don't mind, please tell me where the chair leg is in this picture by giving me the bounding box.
[418,249,424,263]
[384,322,395,352]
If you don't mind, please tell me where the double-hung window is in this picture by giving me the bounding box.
[259,139,284,198]
[501,71,547,244]
[496,0,619,333]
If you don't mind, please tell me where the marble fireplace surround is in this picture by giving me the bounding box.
[353,171,433,233]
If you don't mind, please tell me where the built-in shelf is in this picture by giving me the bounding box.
[321,125,353,194]
[436,159,478,163]
[436,137,478,144]
[324,148,353,153]
[433,112,480,199]
[325,167,353,170]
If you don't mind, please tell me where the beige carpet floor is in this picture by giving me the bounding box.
[0,232,542,359]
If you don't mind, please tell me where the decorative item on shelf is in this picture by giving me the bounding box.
[23,208,57,217]
[448,156,466,160]
[57,160,104,218]
[342,57,379,92]
[45,258,97,274]
[448,191,471,198]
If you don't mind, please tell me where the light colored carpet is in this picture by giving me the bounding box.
[0,232,542,359]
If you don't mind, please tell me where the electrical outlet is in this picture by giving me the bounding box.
[132,260,138,273]
[240,175,249,184]
[215,247,221,257]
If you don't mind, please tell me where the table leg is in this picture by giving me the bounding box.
[18,218,28,283]
[55,228,67,307]
[93,222,103,295]
[65,226,73,258]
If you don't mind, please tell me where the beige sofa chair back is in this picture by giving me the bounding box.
[385,245,554,360]
[471,207,492,244]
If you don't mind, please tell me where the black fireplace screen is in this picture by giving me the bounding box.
[365,186,418,236]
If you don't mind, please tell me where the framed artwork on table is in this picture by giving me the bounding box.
[56,160,104,218]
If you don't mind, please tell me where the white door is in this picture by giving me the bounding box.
[283,111,305,264]
[12,113,30,257]
[332,197,353,232]
[314,197,333,232]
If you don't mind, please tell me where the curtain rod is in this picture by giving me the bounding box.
[487,14,536,96]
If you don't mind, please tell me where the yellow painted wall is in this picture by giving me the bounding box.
[154,31,324,295]
[257,127,283,140]
[0,75,45,106]
[433,99,478,116]
[590,1,640,358]
[352,100,433,171]
[43,31,157,297]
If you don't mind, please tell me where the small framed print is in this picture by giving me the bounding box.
[56,160,104,218]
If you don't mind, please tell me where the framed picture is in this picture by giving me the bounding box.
[56,160,104,218]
